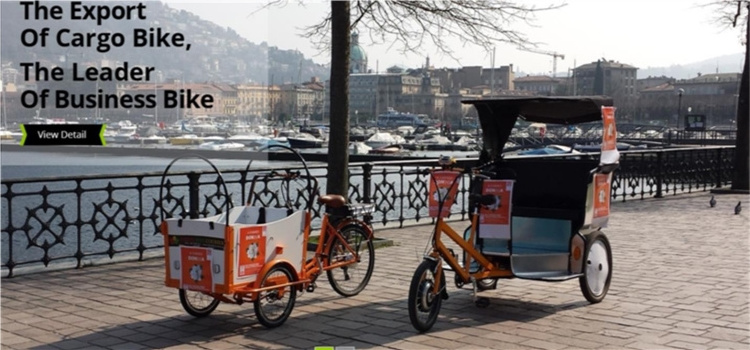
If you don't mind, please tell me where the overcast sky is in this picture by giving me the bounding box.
[165,0,745,76]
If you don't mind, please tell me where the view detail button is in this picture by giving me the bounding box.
[20,124,107,146]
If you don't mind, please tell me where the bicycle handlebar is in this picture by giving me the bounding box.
[469,193,499,206]
[420,166,494,178]
[269,170,301,180]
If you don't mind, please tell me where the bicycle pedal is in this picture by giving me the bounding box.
[447,248,456,259]
[306,283,316,293]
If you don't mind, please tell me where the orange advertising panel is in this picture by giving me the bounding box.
[593,173,610,219]
[479,180,512,225]
[478,180,514,239]
[238,226,266,278]
[180,247,213,292]
[601,106,617,151]
[428,170,461,218]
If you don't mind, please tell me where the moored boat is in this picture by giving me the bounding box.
[287,133,327,149]
[169,134,202,145]
[198,140,245,151]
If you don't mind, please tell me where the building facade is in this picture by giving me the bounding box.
[635,73,740,126]
[513,75,561,95]
[236,84,270,119]
[574,59,638,119]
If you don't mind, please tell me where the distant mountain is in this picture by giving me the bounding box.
[0,1,329,84]
[638,53,744,80]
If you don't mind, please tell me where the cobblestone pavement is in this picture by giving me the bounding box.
[2,192,749,349]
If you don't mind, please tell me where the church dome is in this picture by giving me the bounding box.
[350,32,367,61]
[350,31,368,73]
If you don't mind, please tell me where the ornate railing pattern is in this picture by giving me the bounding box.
[1,146,735,277]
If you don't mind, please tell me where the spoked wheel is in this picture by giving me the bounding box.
[179,289,220,317]
[408,259,446,333]
[579,232,612,303]
[326,225,375,297]
[254,264,297,328]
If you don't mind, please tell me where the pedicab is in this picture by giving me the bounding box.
[408,96,619,332]
[159,146,375,328]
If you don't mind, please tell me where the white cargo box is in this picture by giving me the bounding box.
[162,206,305,294]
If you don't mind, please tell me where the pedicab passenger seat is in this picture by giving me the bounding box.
[505,158,599,227]
[478,158,599,258]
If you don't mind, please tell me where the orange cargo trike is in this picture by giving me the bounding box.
[408,96,619,332]
[159,146,375,328]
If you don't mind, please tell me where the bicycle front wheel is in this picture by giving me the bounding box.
[179,289,220,317]
[408,259,445,332]
[253,264,297,328]
[326,224,375,297]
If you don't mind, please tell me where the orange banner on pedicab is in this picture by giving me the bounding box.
[592,173,611,227]
[428,170,461,218]
[600,106,620,165]
[180,247,213,292]
[478,180,514,239]
[238,226,266,278]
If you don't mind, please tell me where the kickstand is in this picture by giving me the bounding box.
[471,276,478,302]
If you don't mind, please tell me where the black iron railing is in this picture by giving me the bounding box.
[1,146,735,277]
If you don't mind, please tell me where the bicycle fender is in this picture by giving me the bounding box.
[257,259,299,285]
[335,221,374,239]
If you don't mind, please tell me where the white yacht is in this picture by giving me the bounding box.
[198,140,245,151]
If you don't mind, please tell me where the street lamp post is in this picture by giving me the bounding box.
[676,88,684,128]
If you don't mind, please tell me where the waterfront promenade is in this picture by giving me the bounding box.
[2,192,748,349]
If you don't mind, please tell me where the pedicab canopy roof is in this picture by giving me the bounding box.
[461,96,614,160]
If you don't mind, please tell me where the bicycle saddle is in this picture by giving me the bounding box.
[318,194,346,208]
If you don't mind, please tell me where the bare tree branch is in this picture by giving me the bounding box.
[301,0,563,66]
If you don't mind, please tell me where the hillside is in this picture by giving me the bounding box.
[0,1,329,84]
[638,53,744,80]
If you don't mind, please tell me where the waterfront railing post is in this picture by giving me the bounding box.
[716,148,723,188]
[655,152,664,198]
[362,163,373,225]
[188,172,200,219]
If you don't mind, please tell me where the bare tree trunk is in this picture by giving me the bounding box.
[326,1,350,196]
[732,6,749,191]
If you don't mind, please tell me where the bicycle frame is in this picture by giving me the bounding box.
[424,169,512,297]
[300,211,373,282]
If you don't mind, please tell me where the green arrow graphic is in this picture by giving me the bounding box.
[100,124,107,146]
[19,124,27,146]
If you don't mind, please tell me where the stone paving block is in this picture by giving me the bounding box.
[520,338,568,350]
[549,335,604,349]
[707,339,750,349]
[666,340,712,350]
[624,341,668,350]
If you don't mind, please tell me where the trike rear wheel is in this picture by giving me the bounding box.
[579,232,612,303]
[254,264,297,328]
[179,289,220,317]
[326,224,375,297]
[408,259,445,333]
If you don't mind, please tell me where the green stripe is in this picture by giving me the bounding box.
[19,124,27,146]
[100,124,107,146]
